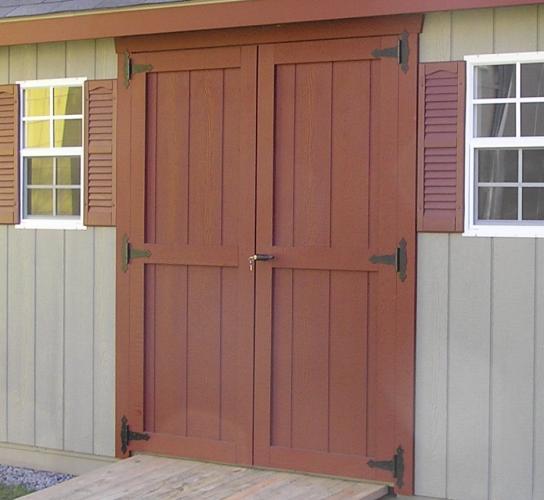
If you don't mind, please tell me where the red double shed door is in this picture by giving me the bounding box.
[117,20,418,494]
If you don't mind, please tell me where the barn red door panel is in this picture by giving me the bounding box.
[117,31,416,495]
[254,37,416,491]
[121,46,257,464]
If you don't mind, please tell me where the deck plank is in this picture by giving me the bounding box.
[26,455,388,499]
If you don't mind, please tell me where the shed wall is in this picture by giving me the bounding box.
[0,40,117,458]
[417,7,544,500]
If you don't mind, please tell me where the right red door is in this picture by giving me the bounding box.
[253,36,417,494]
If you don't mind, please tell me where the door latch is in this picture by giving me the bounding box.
[121,234,151,272]
[370,238,407,281]
[248,254,275,271]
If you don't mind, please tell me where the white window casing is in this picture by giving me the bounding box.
[465,52,544,237]
[16,77,86,230]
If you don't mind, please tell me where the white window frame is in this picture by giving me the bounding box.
[465,51,544,238]
[16,77,86,230]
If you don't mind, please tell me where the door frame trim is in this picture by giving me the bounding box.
[116,15,423,54]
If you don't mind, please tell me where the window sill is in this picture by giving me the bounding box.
[15,220,86,231]
[464,225,544,238]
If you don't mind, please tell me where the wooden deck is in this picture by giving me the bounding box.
[26,455,389,499]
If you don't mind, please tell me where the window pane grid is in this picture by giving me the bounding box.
[473,62,544,139]
[475,147,544,222]
[21,85,83,149]
[23,156,81,218]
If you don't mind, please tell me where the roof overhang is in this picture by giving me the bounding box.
[0,0,541,46]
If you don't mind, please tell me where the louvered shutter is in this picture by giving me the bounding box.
[84,79,116,226]
[417,62,465,232]
[0,85,19,225]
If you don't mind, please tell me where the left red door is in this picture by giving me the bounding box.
[116,46,258,464]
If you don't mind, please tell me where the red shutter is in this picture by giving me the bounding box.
[0,84,19,225]
[84,79,116,227]
[417,62,465,232]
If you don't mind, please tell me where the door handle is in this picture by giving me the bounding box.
[248,254,275,271]
[121,234,151,273]
[370,238,407,281]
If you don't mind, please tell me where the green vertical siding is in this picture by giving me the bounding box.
[417,8,544,500]
[0,41,117,458]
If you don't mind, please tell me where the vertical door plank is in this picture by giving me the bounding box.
[96,39,117,80]
[420,12,452,63]
[367,37,398,461]
[448,235,491,500]
[188,69,223,246]
[395,32,418,493]
[154,71,189,246]
[534,239,544,500]
[37,42,66,79]
[9,45,37,82]
[115,45,132,457]
[66,40,96,78]
[415,234,448,499]
[219,267,238,442]
[93,227,116,457]
[330,60,369,249]
[273,64,295,247]
[254,44,275,465]
[64,229,94,454]
[294,63,332,247]
[491,239,535,500]
[154,264,188,436]
[187,266,221,440]
[328,271,366,455]
[35,230,64,450]
[291,270,329,452]
[270,269,293,448]
[0,226,7,441]
[233,45,257,464]
[7,227,36,445]
[451,9,493,60]
[221,68,240,247]
[143,264,156,433]
[494,6,538,53]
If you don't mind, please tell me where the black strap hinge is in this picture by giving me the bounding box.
[120,415,150,454]
[367,445,405,489]
[121,234,152,273]
[371,31,409,73]
[370,238,407,282]
[124,51,154,88]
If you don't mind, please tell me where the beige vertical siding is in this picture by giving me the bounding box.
[0,41,117,458]
[417,7,544,500]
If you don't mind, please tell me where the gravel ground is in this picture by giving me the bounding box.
[0,465,73,492]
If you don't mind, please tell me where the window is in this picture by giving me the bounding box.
[465,53,544,237]
[18,78,85,229]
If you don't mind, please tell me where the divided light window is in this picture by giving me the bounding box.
[465,53,544,237]
[18,78,85,229]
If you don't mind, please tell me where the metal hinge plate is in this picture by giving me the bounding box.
[120,415,150,454]
[370,238,407,282]
[121,234,151,273]
[371,31,409,73]
[367,445,405,489]
[124,51,153,88]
